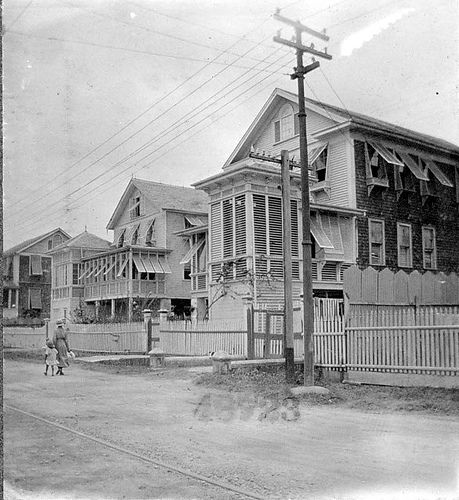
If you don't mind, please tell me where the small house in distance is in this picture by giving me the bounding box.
[78,178,208,321]
[48,230,111,323]
[3,228,71,325]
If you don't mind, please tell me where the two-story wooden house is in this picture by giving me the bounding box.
[3,228,71,324]
[186,88,458,320]
[78,178,208,320]
[48,231,111,323]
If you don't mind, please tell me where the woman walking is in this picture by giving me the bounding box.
[53,319,70,375]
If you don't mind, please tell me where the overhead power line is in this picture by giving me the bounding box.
[15,60,290,233]
[8,31,281,222]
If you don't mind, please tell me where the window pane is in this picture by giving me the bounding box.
[370,221,383,243]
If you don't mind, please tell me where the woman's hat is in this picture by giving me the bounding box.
[46,340,54,348]
[56,319,64,326]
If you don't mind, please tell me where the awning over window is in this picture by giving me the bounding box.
[144,219,155,237]
[185,215,205,227]
[86,266,97,278]
[126,224,139,243]
[309,143,328,164]
[310,216,334,249]
[132,255,147,273]
[396,152,429,181]
[180,239,205,265]
[29,288,42,309]
[30,255,43,275]
[141,256,158,273]
[117,257,128,277]
[158,256,172,274]
[424,159,453,187]
[369,142,404,166]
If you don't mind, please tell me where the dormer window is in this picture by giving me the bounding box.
[130,196,141,219]
[274,104,296,143]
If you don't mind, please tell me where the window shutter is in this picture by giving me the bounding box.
[274,121,281,142]
[223,199,234,258]
[210,202,222,261]
[29,288,42,309]
[235,195,246,255]
[30,255,43,275]
[253,195,267,254]
[290,200,299,257]
[268,197,283,256]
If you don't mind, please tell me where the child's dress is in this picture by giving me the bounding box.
[45,347,59,366]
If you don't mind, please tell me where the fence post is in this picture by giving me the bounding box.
[143,309,152,353]
[243,295,254,359]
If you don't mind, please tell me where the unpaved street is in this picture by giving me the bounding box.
[4,359,459,499]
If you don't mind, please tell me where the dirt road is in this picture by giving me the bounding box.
[4,359,459,499]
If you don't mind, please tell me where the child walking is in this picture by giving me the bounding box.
[44,339,59,376]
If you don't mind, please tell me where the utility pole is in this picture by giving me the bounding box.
[273,9,332,386]
[249,150,307,383]
[281,150,294,383]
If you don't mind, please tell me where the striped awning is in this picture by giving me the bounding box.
[185,215,205,227]
[309,143,328,164]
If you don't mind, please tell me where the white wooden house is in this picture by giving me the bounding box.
[78,178,208,320]
[185,88,458,319]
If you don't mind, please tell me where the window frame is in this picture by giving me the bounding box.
[422,226,437,270]
[397,222,413,268]
[29,255,43,276]
[368,218,385,266]
[273,104,296,143]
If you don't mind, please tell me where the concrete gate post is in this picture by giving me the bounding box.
[143,309,152,353]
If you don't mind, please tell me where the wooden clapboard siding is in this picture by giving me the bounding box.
[314,137,351,206]
[252,106,335,158]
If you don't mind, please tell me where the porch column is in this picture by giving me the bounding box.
[95,300,100,320]
[111,299,116,318]
[128,249,133,322]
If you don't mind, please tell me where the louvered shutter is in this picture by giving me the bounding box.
[222,199,234,258]
[210,202,222,261]
[235,195,246,255]
[253,195,267,254]
[290,200,299,257]
[268,196,283,256]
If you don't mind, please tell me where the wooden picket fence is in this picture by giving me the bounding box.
[4,326,47,349]
[160,319,247,356]
[67,322,154,354]
[346,325,459,376]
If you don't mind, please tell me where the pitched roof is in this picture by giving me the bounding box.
[48,231,111,253]
[4,228,71,256]
[107,178,209,230]
[225,88,459,166]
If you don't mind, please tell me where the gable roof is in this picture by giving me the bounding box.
[225,88,459,167]
[47,231,111,254]
[4,228,71,256]
[107,178,209,230]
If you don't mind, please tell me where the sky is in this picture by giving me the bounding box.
[3,0,458,249]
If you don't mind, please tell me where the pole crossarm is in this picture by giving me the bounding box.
[273,36,332,60]
[273,11,329,41]
[248,152,317,182]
